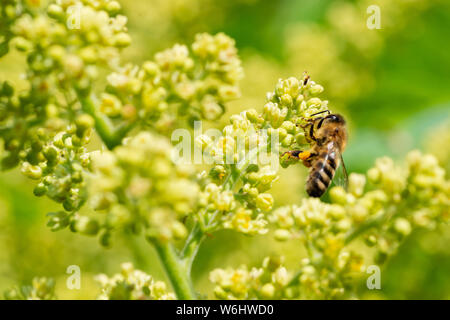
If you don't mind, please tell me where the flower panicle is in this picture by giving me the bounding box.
[196,74,330,236]
[267,150,449,298]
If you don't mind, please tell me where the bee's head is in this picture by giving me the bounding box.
[316,113,346,130]
[325,113,346,124]
[315,113,347,149]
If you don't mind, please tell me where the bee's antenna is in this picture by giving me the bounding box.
[310,110,331,117]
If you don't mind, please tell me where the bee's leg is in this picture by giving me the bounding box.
[300,150,317,167]
[282,150,314,161]
[302,156,314,168]
[309,122,317,142]
[281,149,317,168]
[282,150,301,160]
[297,123,312,143]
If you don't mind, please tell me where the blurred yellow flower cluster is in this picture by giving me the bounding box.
[4,277,56,300]
[96,262,175,300]
[210,256,290,300]
[0,0,130,170]
[104,32,243,135]
[88,132,199,244]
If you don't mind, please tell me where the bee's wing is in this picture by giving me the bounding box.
[332,149,349,191]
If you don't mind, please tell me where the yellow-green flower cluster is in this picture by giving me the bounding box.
[269,198,365,299]
[0,79,69,170]
[362,151,448,261]
[13,0,128,86]
[103,32,243,135]
[88,132,199,244]
[95,262,175,300]
[268,150,449,298]
[19,115,93,200]
[197,182,269,235]
[19,116,93,213]
[194,75,330,236]
[11,115,94,235]
[1,0,129,167]
[4,277,56,300]
[210,256,291,300]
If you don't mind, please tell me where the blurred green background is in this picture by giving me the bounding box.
[0,0,449,299]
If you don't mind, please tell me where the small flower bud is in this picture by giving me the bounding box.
[48,45,65,62]
[14,37,33,51]
[281,134,294,147]
[281,121,296,133]
[209,165,226,181]
[329,186,347,205]
[364,234,377,247]
[348,173,366,197]
[75,114,95,136]
[100,93,122,117]
[106,1,121,14]
[201,96,224,120]
[171,221,188,240]
[115,33,132,47]
[256,193,274,211]
[349,204,368,223]
[63,54,84,78]
[74,216,100,236]
[367,168,380,183]
[143,61,159,76]
[47,4,64,20]
[295,94,304,107]
[33,183,47,197]
[260,283,275,299]
[394,218,411,236]
[274,229,291,241]
[245,109,259,123]
[280,94,293,107]
[306,97,322,107]
[21,162,42,180]
[295,131,307,145]
[309,84,324,95]
[79,47,98,63]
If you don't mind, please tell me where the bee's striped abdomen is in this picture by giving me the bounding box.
[306,151,337,198]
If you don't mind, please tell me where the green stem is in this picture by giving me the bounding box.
[151,239,196,300]
[180,223,206,275]
[79,94,133,149]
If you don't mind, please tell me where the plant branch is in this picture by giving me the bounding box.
[78,93,133,150]
[180,223,205,275]
[150,239,197,300]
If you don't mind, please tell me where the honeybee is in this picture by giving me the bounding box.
[284,110,348,197]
